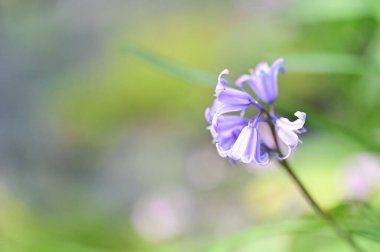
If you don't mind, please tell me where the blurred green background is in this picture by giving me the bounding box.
[1,0,380,251]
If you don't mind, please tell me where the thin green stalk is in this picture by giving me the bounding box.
[279,159,363,252]
[267,122,364,252]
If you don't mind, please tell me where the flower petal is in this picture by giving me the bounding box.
[277,124,300,148]
[276,144,292,160]
[235,74,253,90]
[211,115,246,140]
[213,115,246,134]
[242,127,269,165]
[245,59,285,104]
[271,58,285,75]
[217,87,253,105]
[227,125,252,161]
[255,63,270,75]
[205,100,222,124]
[215,69,230,95]
[222,122,269,165]
[274,110,306,159]
[216,134,238,157]
[276,111,306,131]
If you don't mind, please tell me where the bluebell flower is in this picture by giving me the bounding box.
[236,58,285,104]
[212,115,247,154]
[214,69,258,116]
[217,114,269,165]
[205,59,305,166]
[274,111,306,159]
[205,70,269,165]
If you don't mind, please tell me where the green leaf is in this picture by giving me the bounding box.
[129,46,366,78]
[125,45,215,87]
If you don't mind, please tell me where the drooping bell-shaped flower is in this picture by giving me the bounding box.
[236,58,285,104]
[274,111,306,159]
[210,115,247,154]
[214,69,258,116]
[217,114,269,165]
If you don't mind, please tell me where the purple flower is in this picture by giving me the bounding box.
[205,69,268,165]
[205,59,306,166]
[212,115,247,153]
[204,71,248,155]
[236,58,285,104]
[274,111,306,159]
[216,114,269,165]
[214,69,261,116]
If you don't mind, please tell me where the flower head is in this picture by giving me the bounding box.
[205,58,305,166]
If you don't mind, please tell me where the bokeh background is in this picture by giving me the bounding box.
[1,0,380,251]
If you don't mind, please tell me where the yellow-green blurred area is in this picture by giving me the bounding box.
[1,0,380,251]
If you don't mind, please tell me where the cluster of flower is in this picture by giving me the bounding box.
[205,59,306,165]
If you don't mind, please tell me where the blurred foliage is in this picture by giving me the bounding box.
[207,199,380,252]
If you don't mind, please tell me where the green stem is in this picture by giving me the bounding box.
[267,122,364,252]
[279,159,363,252]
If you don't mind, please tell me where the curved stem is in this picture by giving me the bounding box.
[279,159,363,252]
[268,124,364,252]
